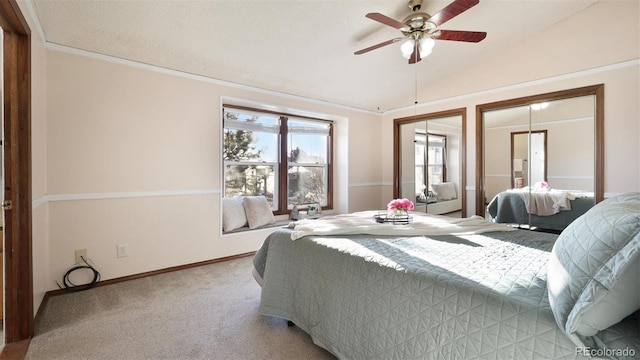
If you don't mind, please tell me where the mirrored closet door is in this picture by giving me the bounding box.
[394,109,466,218]
[476,85,604,231]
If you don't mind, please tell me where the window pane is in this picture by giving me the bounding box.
[224,128,278,163]
[415,144,425,166]
[428,165,444,188]
[415,165,424,194]
[428,146,444,165]
[289,134,327,163]
[287,166,326,206]
[225,164,276,207]
[288,120,328,163]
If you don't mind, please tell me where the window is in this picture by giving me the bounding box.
[223,105,333,214]
[415,132,447,194]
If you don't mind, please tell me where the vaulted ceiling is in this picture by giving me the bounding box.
[32,0,598,112]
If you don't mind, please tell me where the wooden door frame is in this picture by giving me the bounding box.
[0,0,34,347]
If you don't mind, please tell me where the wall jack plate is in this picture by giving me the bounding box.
[75,249,87,264]
[117,244,129,258]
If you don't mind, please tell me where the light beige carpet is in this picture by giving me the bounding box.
[25,256,336,360]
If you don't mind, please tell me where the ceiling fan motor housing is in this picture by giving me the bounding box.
[401,12,437,39]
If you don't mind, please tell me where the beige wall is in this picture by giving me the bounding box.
[20,0,385,310]
[41,48,382,297]
[383,0,640,214]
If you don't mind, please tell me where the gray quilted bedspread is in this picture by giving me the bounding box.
[253,229,639,359]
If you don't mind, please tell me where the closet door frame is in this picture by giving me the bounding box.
[475,84,604,215]
[393,108,467,217]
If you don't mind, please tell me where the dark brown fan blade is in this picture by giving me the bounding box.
[408,44,421,64]
[354,37,403,55]
[429,0,479,27]
[435,30,486,42]
[366,12,407,30]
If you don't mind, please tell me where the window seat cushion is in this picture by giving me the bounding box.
[223,219,291,234]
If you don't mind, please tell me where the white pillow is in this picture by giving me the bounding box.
[547,192,640,346]
[243,196,276,229]
[222,196,247,232]
[431,182,457,201]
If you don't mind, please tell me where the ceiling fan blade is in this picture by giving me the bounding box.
[365,12,407,30]
[408,44,421,64]
[428,0,479,27]
[354,37,403,55]
[434,30,486,42]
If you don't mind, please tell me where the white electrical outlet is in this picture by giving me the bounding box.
[117,244,129,258]
[75,249,87,264]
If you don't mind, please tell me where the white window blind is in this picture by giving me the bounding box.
[223,109,281,133]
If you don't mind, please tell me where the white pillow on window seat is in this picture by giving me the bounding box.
[431,182,457,201]
[243,196,276,229]
[222,196,247,232]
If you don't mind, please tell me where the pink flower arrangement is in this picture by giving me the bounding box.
[534,181,550,190]
[387,198,415,213]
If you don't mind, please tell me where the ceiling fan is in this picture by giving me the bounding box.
[354,0,487,64]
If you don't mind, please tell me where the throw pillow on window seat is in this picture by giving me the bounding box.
[243,196,276,229]
[431,182,457,201]
[222,196,248,232]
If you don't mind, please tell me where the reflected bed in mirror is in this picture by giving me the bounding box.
[486,188,595,233]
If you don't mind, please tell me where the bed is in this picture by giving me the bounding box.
[487,189,595,231]
[252,194,640,359]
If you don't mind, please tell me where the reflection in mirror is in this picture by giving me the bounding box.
[394,109,466,218]
[531,97,596,192]
[477,85,604,232]
[511,130,547,189]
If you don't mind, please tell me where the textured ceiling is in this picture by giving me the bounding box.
[32,0,598,112]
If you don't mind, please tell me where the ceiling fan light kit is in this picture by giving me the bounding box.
[400,37,435,59]
[355,0,486,64]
